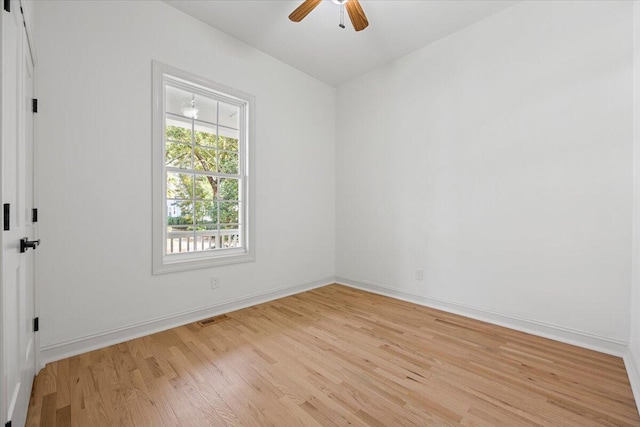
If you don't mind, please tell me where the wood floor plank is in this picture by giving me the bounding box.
[39,393,57,427]
[55,405,70,427]
[26,284,640,426]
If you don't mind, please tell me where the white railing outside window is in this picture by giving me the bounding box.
[166,228,240,253]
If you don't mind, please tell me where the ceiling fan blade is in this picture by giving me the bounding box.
[345,0,369,31]
[289,0,323,22]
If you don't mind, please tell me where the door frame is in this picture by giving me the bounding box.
[0,0,39,424]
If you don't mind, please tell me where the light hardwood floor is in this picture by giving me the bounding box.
[26,285,640,426]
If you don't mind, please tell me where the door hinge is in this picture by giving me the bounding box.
[3,204,9,231]
[33,317,39,332]
[32,208,38,223]
[3,0,9,13]
[32,98,38,113]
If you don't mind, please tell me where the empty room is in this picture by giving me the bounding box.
[2,0,640,425]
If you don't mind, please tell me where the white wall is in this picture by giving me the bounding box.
[336,1,633,352]
[34,0,637,367]
[34,1,335,357]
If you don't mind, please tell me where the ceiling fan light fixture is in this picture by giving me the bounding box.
[331,0,349,4]
[181,96,199,119]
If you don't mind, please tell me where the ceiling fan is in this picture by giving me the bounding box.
[289,0,369,32]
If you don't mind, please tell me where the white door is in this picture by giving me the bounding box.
[1,1,37,426]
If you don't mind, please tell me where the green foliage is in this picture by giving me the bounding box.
[165,124,240,229]
[165,125,190,143]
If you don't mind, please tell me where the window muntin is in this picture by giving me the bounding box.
[153,62,254,273]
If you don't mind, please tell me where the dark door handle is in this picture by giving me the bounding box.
[20,238,40,253]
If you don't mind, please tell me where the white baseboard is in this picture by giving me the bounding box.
[39,276,334,368]
[40,275,630,371]
[624,348,640,416]
[336,276,628,357]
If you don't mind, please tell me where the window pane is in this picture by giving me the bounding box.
[219,201,239,224]
[195,225,220,250]
[166,226,194,254]
[165,141,192,169]
[218,132,239,151]
[193,146,217,172]
[166,85,194,118]
[194,95,217,124]
[219,178,238,201]
[194,121,217,147]
[195,200,217,225]
[167,172,193,200]
[195,175,217,200]
[219,102,239,129]
[218,150,238,174]
[165,117,192,143]
[167,200,193,226]
[156,65,252,271]
[220,224,241,248]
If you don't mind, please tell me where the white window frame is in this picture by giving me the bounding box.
[152,62,255,274]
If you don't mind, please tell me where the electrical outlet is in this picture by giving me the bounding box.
[415,269,424,281]
[211,276,220,289]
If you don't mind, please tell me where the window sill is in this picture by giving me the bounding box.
[153,250,255,274]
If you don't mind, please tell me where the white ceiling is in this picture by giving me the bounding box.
[165,0,517,87]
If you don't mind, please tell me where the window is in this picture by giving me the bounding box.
[152,62,255,273]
